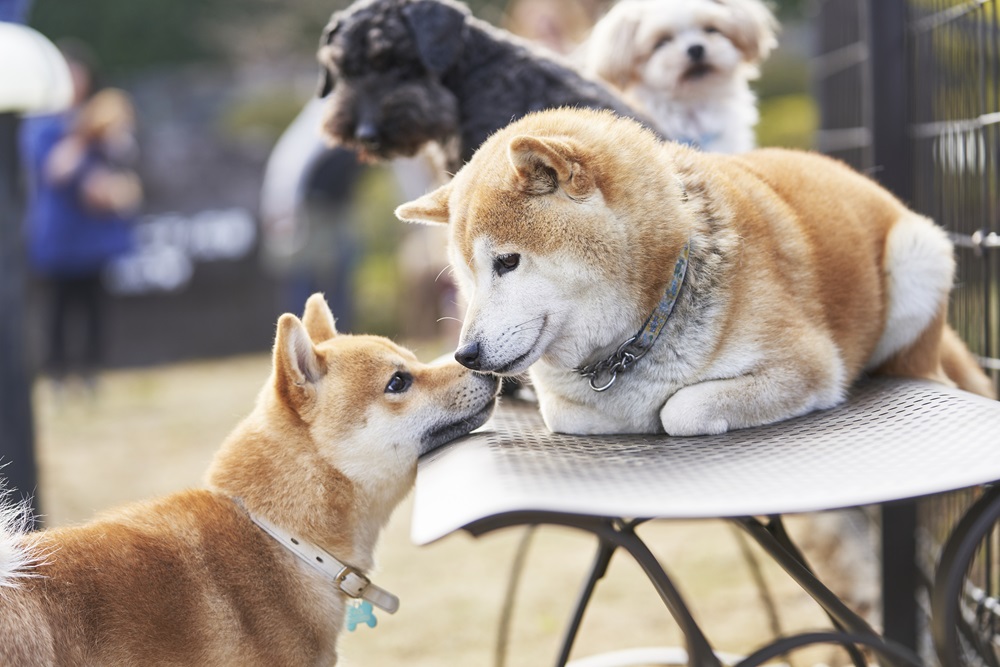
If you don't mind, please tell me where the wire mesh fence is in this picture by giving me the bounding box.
[813,0,1000,663]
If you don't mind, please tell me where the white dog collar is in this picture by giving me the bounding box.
[234,498,399,614]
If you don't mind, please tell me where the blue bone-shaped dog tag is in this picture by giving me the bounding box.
[346,600,377,631]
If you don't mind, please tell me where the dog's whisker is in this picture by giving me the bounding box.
[513,314,546,327]
[510,317,549,333]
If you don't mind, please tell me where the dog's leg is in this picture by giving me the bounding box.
[539,392,650,435]
[659,333,847,436]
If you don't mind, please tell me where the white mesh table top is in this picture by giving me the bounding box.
[412,378,1000,545]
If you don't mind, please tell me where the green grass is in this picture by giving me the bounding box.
[757,94,819,150]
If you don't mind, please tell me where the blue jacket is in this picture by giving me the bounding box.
[0,0,31,23]
[20,114,134,277]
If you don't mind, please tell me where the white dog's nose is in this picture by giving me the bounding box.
[687,44,705,61]
[455,341,481,370]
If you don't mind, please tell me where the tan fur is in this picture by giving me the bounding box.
[397,109,994,435]
[0,294,498,665]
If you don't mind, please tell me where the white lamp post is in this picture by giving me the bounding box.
[0,22,73,114]
[0,21,72,524]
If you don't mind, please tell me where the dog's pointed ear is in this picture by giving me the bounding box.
[508,135,593,197]
[395,184,452,225]
[302,293,338,343]
[317,17,341,98]
[587,4,640,89]
[401,0,469,76]
[274,314,326,406]
[719,0,779,65]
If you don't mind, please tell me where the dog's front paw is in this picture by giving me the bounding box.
[540,395,641,434]
[659,386,730,436]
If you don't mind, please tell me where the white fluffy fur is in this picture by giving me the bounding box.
[867,214,955,370]
[585,0,778,153]
[0,490,42,589]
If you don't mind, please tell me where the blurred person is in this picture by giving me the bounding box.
[0,0,30,23]
[261,97,449,341]
[259,99,362,332]
[503,0,603,55]
[20,44,140,391]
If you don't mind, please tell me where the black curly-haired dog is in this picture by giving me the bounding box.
[316,0,658,172]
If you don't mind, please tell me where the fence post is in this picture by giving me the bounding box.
[868,0,918,652]
[0,112,40,523]
[869,0,913,203]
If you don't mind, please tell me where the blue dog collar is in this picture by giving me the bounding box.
[574,239,691,392]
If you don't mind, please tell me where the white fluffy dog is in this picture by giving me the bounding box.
[585,0,778,153]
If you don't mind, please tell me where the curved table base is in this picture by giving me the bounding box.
[932,485,1000,667]
[464,511,923,667]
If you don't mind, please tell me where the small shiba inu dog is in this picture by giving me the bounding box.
[0,294,497,666]
[396,108,995,436]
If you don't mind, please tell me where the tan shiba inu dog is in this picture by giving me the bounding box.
[396,108,994,436]
[0,294,497,666]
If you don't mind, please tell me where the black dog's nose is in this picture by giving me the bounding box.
[455,342,481,370]
[355,121,380,148]
[687,44,705,61]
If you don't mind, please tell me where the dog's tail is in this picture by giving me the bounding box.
[940,325,998,399]
[0,489,43,589]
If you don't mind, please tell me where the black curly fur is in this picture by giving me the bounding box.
[317,0,659,171]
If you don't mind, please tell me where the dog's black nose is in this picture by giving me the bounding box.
[455,342,481,370]
[355,121,380,148]
[687,44,705,61]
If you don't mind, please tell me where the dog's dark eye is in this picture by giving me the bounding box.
[704,26,720,34]
[494,253,520,276]
[385,372,412,394]
[655,34,674,49]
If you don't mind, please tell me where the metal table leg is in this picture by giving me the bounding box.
[758,517,868,667]
[465,512,722,667]
[554,537,617,667]
[734,631,923,667]
[734,516,922,667]
[884,501,920,652]
[470,512,926,667]
[735,517,881,638]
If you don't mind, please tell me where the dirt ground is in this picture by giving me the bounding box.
[32,354,877,666]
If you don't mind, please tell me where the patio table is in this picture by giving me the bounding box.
[411,377,1000,667]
